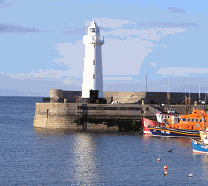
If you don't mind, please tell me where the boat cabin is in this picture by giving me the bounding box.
[167,108,175,114]
[203,134,208,145]
[168,108,208,130]
[156,112,180,124]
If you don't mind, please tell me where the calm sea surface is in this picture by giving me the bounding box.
[1,96,208,185]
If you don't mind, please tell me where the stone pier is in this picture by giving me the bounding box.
[33,103,157,130]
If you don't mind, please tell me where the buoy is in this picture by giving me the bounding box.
[164,170,167,175]
[157,158,161,162]
[164,165,167,170]
[189,173,193,177]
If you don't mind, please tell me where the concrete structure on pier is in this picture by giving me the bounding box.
[48,89,206,105]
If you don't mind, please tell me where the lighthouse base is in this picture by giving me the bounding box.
[81,98,107,104]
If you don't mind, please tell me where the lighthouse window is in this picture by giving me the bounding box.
[93,74,95,79]
[90,28,95,33]
[93,60,95,65]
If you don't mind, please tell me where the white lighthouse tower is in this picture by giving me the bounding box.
[82,20,104,98]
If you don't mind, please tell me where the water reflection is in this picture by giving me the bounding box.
[33,128,100,184]
[141,134,194,160]
[33,128,67,137]
[201,155,208,164]
[142,133,152,139]
[72,133,99,185]
[195,154,208,178]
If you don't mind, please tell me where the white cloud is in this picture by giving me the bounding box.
[62,77,72,85]
[52,40,85,77]
[85,18,134,29]
[2,69,82,86]
[150,62,157,67]
[103,37,155,75]
[49,21,187,78]
[0,71,82,96]
[51,35,155,76]
[104,77,133,81]
[4,69,70,80]
[85,19,188,41]
[157,67,208,76]
[102,27,187,41]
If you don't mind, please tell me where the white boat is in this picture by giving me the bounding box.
[156,108,180,124]
[192,133,208,154]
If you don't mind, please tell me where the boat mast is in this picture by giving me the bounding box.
[185,94,191,115]
[206,91,208,111]
[199,83,200,101]
[188,90,191,114]
[185,87,186,98]
[167,79,170,109]
[189,89,190,99]
[202,115,205,131]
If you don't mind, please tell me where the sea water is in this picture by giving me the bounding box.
[0,96,208,185]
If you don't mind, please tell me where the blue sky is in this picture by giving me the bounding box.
[0,0,208,96]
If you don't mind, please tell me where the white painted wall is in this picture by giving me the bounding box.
[82,20,104,98]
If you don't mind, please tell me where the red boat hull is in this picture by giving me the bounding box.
[142,117,165,134]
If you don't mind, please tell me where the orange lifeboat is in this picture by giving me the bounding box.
[168,108,207,131]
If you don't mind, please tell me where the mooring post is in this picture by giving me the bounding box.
[82,104,88,131]
[84,122,87,131]
[47,109,49,118]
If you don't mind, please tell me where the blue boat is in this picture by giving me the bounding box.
[191,139,208,154]
[149,127,200,138]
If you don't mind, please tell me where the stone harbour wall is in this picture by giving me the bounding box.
[33,102,156,130]
[33,103,78,129]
